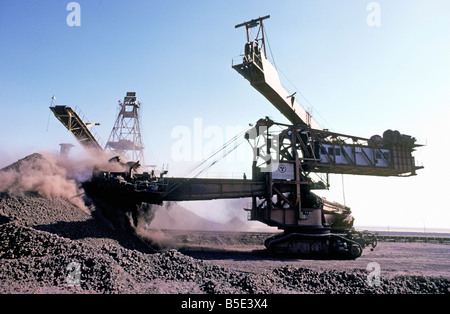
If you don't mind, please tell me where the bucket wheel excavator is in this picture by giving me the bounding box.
[231,16,422,258]
[73,16,422,259]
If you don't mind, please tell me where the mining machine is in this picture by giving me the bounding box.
[80,16,422,259]
[231,15,422,257]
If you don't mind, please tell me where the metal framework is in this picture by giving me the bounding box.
[49,105,103,154]
[247,120,323,230]
[231,15,423,239]
[246,118,422,230]
[235,15,270,61]
[105,92,145,164]
[232,17,321,130]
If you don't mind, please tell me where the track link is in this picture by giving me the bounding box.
[265,232,363,259]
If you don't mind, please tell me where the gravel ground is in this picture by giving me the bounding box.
[0,153,449,294]
[1,218,449,294]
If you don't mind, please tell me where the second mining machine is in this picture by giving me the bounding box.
[231,15,422,257]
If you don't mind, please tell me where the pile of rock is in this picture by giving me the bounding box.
[0,154,449,294]
[1,219,449,294]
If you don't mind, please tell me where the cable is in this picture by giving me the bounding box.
[277,67,334,131]
[263,27,277,69]
[164,131,248,198]
[191,137,245,179]
[263,32,334,131]
[183,127,249,177]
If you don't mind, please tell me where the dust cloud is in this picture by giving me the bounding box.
[134,202,176,249]
[0,151,270,249]
[0,151,126,214]
[0,151,183,247]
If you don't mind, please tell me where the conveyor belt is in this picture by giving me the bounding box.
[50,105,103,153]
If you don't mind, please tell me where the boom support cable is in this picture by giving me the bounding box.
[183,128,249,177]
[191,138,245,179]
[163,128,249,198]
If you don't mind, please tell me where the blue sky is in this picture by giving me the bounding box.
[1,0,449,229]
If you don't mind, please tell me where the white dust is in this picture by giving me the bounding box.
[0,152,126,214]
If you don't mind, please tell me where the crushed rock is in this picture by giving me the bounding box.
[0,154,449,294]
[1,220,449,294]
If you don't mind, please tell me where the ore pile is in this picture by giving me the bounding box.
[0,153,449,294]
[1,218,449,294]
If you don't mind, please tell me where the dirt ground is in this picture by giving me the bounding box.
[176,236,450,279]
[1,193,449,294]
[154,229,450,280]
[1,153,449,294]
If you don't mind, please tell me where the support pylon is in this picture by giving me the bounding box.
[105,92,145,165]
